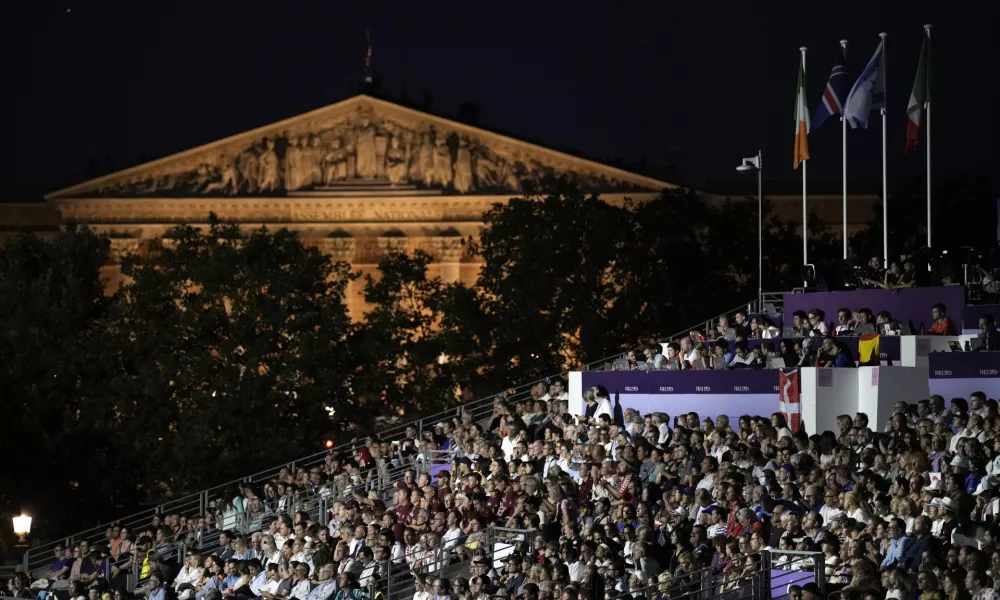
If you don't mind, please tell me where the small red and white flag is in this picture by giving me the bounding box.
[779,369,801,433]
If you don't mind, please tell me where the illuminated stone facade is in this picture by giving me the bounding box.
[2,95,669,316]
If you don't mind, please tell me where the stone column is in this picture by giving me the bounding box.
[433,236,464,284]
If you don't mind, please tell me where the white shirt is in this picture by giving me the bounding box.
[593,397,613,422]
[556,458,583,483]
[657,422,670,445]
[440,526,463,551]
[173,566,203,588]
[542,456,559,478]
[250,572,268,595]
[290,579,313,600]
[820,505,844,524]
[501,436,517,462]
[259,579,282,598]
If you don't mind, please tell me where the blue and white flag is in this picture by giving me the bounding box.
[811,49,850,130]
[844,40,886,129]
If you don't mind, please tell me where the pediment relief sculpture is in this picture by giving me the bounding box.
[48,97,668,200]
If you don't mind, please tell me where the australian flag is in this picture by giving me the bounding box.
[811,49,849,130]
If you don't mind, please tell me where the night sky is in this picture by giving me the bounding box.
[8,0,994,201]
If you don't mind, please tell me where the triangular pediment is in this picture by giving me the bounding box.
[45,95,673,200]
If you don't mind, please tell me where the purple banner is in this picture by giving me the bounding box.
[583,370,779,394]
[783,286,966,332]
[580,371,780,421]
[928,352,1000,401]
[928,351,1000,379]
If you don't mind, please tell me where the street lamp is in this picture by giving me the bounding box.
[12,513,32,546]
[736,151,763,300]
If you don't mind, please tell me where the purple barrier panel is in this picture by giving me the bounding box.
[580,370,780,421]
[928,351,1000,400]
[963,305,1000,331]
[783,286,966,333]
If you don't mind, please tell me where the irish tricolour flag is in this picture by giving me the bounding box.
[906,31,930,154]
[793,53,810,169]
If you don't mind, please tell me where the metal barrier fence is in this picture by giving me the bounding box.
[599,549,823,600]
[20,292,786,575]
[364,526,533,600]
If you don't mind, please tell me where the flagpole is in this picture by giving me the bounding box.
[840,39,849,260]
[880,32,889,269]
[925,24,933,251]
[801,46,809,285]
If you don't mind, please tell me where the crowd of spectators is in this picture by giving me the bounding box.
[615,303,1000,373]
[15,379,1000,600]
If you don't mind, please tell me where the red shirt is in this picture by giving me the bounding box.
[928,318,958,336]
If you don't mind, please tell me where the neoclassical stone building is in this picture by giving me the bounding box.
[1,94,875,316]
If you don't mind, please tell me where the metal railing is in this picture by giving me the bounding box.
[364,526,533,600]
[21,292,788,575]
[598,549,822,600]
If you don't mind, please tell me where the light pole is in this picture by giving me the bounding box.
[13,513,32,546]
[737,151,763,302]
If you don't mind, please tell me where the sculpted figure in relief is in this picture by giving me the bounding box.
[432,136,453,188]
[237,150,260,193]
[323,138,348,183]
[257,139,280,192]
[204,154,240,194]
[354,115,379,179]
[419,133,435,187]
[385,135,408,185]
[452,137,475,193]
[284,137,304,190]
[306,136,324,186]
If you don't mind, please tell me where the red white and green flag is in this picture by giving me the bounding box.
[793,54,810,169]
[906,32,930,154]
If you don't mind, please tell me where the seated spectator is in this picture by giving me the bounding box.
[712,340,734,369]
[749,316,779,339]
[875,311,910,336]
[977,315,1000,351]
[834,307,854,335]
[663,343,682,371]
[642,345,666,369]
[928,303,958,336]
[807,309,829,337]
[678,336,697,363]
[790,311,810,337]
[727,343,756,369]
[778,340,798,366]
[732,311,751,340]
[851,309,877,336]
[819,337,855,368]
